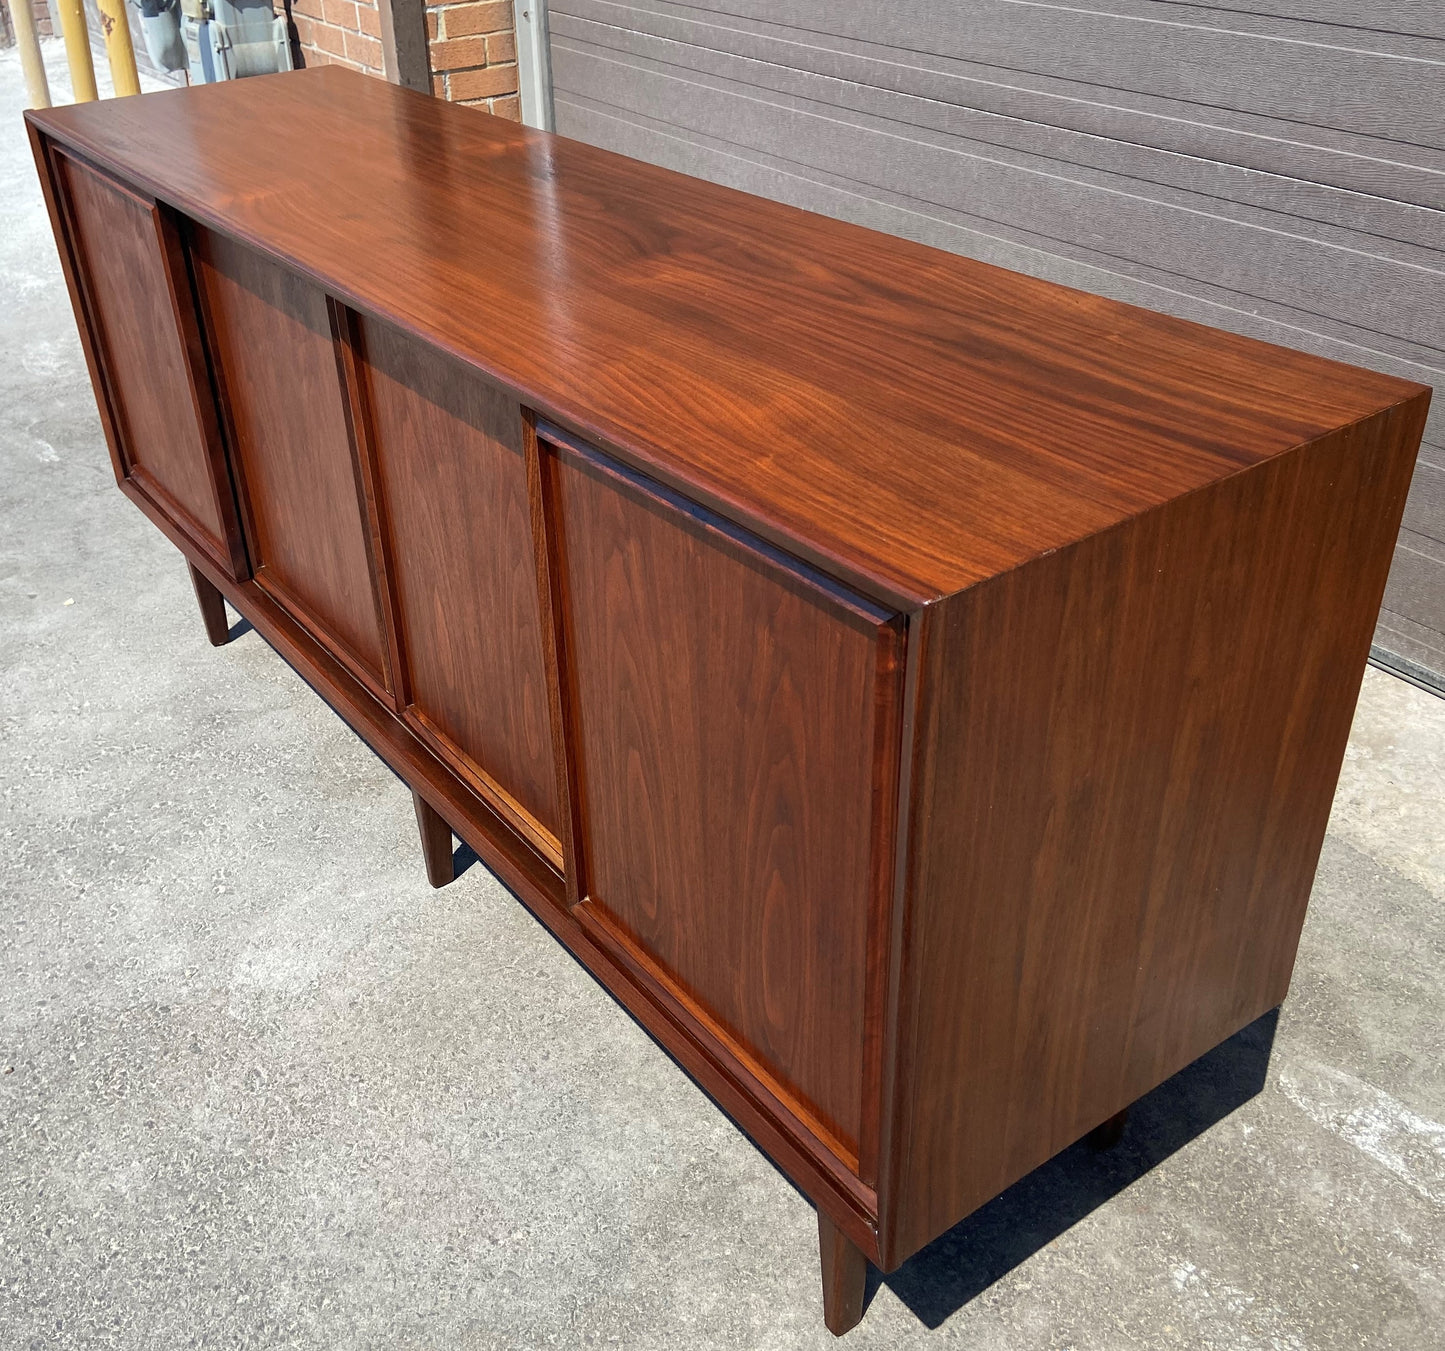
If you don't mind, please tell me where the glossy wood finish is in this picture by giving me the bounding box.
[43,148,242,576]
[356,317,561,860]
[24,68,1425,610]
[818,1210,869,1337]
[547,0,1445,694]
[541,429,903,1167]
[189,562,231,647]
[413,791,456,889]
[190,226,388,695]
[27,70,1432,1332]
[885,395,1430,1265]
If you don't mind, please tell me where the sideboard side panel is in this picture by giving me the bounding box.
[543,436,903,1166]
[886,393,1429,1266]
[354,316,562,858]
[191,227,387,693]
[45,150,236,571]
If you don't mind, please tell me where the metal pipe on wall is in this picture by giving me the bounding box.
[97,0,142,95]
[11,0,53,107]
[55,0,99,101]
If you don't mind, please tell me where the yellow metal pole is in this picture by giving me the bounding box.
[97,0,142,96]
[56,0,99,103]
[10,0,53,108]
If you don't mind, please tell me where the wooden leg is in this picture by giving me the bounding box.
[818,1210,868,1337]
[1086,1107,1129,1151]
[187,562,230,647]
[413,791,455,888]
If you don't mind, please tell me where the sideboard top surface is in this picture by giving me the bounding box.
[29,68,1427,606]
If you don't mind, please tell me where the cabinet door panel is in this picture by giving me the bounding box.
[192,228,386,690]
[546,439,902,1166]
[52,153,235,568]
[356,317,561,859]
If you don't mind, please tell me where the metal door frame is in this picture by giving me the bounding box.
[513,0,554,130]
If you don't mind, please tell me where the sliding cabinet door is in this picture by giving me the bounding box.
[354,318,561,865]
[48,150,242,575]
[538,430,904,1178]
[191,229,389,696]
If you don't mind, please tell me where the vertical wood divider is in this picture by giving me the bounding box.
[524,412,587,908]
[855,612,908,1190]
[187,228,262,565]
[152,206,250,581]
[872,607,932,1269]
[327,298,409,713]
[30,132,129,491]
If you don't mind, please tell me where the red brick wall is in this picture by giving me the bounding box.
[2,0,56,38]
[427,0,519,118]
[291,0,387,77]
[287,0,521,121]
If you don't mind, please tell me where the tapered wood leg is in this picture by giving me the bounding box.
[413,791,455,888]
[187,562,231,647]
[818,1211,868,1337]
[1086,1107,1129,1151]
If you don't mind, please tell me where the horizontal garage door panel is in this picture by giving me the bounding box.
[554,9,1445,238]
[1404,459,1445,540]
[1377,608,1445,677]
[1383,533,1445,636]
[553,43,1445,358]
[554,1,1445,203]
[1172,0,1442,33]
[555,9,1445,236]
[557,0,1444,146]
[550,0,1445,682]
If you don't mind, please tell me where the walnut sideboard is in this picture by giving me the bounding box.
[28,67,1429,1335]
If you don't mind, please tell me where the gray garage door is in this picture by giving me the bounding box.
[544,0,1445,693]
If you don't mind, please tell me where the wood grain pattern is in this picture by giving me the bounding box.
[413,790,456,889]
[190,226,388,693]
[23,69,1425,609]
[525,412,589,909]
[818,1210,868,1337]
[150,203,251,580]
[147,493,886,1262]
[355,317,561,858]
[328,300,407,705]
[548,0,1445,690]
[883,394,1429,1267]
[24,76,1435,1331]
[46,150,237,570]
[188,562,231,647]
[542,431,902,1163]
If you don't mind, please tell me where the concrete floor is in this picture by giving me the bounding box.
[3,43,1444,1351]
